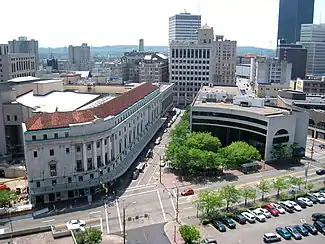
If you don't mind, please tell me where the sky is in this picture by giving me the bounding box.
[1,0,324,49]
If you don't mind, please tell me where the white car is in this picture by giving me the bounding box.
[271,203,286,214]
[256,207,271,218]
[297,197,313,207]
[155,137,161,145]
[164,129,168,133]
[248,209,266,222]
[309,193,325,203]
[241,212,256,223]
[66,220,86,230]
[287,200,302,211]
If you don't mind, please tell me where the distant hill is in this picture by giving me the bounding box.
[39,45,275,59]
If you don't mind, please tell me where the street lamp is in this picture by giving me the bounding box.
[172,181,180,222]
[123,200,136,244]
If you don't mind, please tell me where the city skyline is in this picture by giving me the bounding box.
[0,0,324,49]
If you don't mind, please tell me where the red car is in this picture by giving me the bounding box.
[181,188,194,196]
[264,204,280,216]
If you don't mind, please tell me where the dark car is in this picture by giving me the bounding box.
[212,220,226,232]
[279,202,294,213]
[295,199,307,208]
[319,144,325,149]
[302,223,318,235]
[293,225,309,236]
[312,213,325,221]
[285,226,302,240]
[132,169,140,180]
[220,218,236,229]
[307,195,318,204]
[275,227,291,240]
[316,169,325,175]
[314,220,325,234]
[232,214,247,225]
[319,218,325,224]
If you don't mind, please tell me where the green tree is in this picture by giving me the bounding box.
[257,179,270,202]
[218,141,261,169]
[179,225,201,244]
[271,143,300,161]
[185,132,221,153]
[307,182,313,192]
[219,185,241,211]
[0,190,17,207]
[74,228,102,244]
[289,176,304,191]
[197,190,224,216]
[272,177,289,197]
[240,187,257,206]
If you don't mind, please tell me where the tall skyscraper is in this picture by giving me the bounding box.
[277,0,315,44]
[68,43,91,71]
[169,12,201,43]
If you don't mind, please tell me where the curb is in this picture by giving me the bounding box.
[164,221,175,244]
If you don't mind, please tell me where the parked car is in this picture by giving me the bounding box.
[275,227,291,240]
[312,213,325,221]
[241,212,256,223]
[293,225,309,236]
[297,197,313,207]
[302,223,318,235]
[287,200,302,211]
[285,226,302,240]
[264,204,280,216]
[256,207,271,218]
[212,220,226,232]
[132,169,140,180]
[220,218,236,229]
[232,214,247,224]
[319,144,325,149]
[314,220,325,234]
[316,169,325,175]
[201,238,217,244]
[278,202,294,213]
[295,199,307,208]
[66,220,86,231]
[307,194,318,204]
[263,233,281,243]
[308,193,325,203]
[270,203,285,214]
[248,209,266,222]
[181,188,194,196]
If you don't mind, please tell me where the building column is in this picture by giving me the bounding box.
[93,141,97,169]
[82,143,87,171]
[111,135,115,161]
[107,136,111,162]
[101,138,105,166]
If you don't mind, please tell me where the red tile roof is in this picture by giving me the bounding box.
[25,83,158,131]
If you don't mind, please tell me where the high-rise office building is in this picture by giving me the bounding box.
[277,0,315,44]
[169,12,201,43]
[68,43,91,71]
[139,39,144,52]
[8,36,39,68]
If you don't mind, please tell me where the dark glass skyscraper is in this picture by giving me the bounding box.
[277,0,315,44]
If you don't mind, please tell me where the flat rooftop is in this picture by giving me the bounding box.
[7,76,40,83]
[16,91,100,113]
[33,79,62,84]
[193,101,286,116]
[199,85,239,95]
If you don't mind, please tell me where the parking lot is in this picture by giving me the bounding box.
[203,203,325,244]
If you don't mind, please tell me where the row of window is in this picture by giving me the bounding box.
[171,76,209,81]
[32,132,69,141]
[171,48,211,59]
[6,114,18,122]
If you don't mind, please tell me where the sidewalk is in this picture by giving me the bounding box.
[164,221,183,244]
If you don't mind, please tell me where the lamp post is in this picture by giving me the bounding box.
[123,200,136,244]
[310,138,315,160]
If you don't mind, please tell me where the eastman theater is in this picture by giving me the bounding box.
[190,86,308,161]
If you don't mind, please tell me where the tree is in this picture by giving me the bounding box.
[74,228,102,244]
[257,179,270,201]
[240,187,257,206]
[0,190,17,207]
[179,225,201,244]
[271,143,291,160]
[219,185,241,211]
[185,132,221,153]
[289,176,304,191]
[307,182,313,192]
[218,141,261,169]
[197,190,224,216]
[272,177,289,197]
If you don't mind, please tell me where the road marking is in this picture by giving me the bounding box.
[183,207,193,210]
[42,219,55,223]
[104,202,110,234]
[157,189,167,222]
[120,189,157,199]
[100,217,103,233]
[125,183,156,192]
[89,211,101,215]
[168,190,176,217]
[147,163,160,185]
[115,199,123,232]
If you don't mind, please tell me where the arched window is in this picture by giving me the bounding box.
[309,119,315,127]
[316,121,325,130]
[275,129,289,136]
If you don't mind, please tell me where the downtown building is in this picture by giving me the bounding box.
[22,82,174,205]
[169,25,237,106]
[68,43,91,71]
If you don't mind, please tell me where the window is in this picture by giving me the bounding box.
[87,158,93,170]
[33,151,38,158]
[66,148,70,154]
[50,163,57,176]
[14,115,17,121]
[43,134,47,140]
[52,180,57,186]
[97,141,100,148]
[90,173,94,179]
[87,144,91,150]
[54,133,58,139]
[76,160,83,172]
[36,181,40,187]
[99,170,103,176]
[32,135,36,141]
[79,176,83,181]
[6,115,10,121]
[76,146,81,152]
[50,149,54,156]
[68,177,72,183]
[65,132,69,138]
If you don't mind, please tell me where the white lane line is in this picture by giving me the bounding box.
[120,189,157,199]
[89,211,101,215]
[136,160,153,187]
[168,191,176,217]
[100,217,103,233]
[147,163,160,185]
[105,202,110,234]
[42,219,55,223]
[125,183,156,192]
[156,189,167,222]
[183,207,193,210]
[115,199,123,232]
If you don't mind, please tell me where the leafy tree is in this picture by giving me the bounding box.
[179,225,201,244]
[272,177,288,197]
[219,185,241,211]
[197,190,224,216]
[307,182,313,192]
[257,179,270,202]
[218,141,261,169]
[185,132,221,153]
[0,190,17,207]
[271,143,291,160]
[74,228,102,244]
[240,187,257,206]
[289,176,304,191]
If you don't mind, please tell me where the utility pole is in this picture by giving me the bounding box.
[310,138,315,160]
[176,187,179,222]
[159,155,162,184]
[123,201,126,244]
[9,208,13,244]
